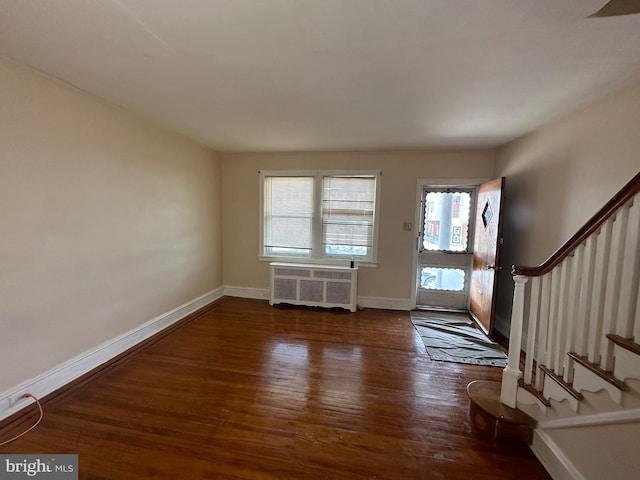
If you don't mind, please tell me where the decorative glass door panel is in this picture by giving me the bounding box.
[416,188,475,309]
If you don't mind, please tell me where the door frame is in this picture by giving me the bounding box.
[410,178,490,310]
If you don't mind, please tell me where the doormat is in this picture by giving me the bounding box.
[410,310,508,367]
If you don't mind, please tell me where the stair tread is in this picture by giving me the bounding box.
[539,365,584,400]
[606,334,640,356]
[568,352,629,391]
[466,380,537,426]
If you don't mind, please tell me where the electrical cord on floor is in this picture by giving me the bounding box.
[0,393,43,447]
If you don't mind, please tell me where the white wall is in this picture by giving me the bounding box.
[493,75,640,335]
[221,150,495,305]
[0,58,223,396]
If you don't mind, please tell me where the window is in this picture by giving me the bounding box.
[263,176,314,256]
[260,170,381,264]
[422,190,471,252]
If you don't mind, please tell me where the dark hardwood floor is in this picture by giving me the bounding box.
[0,298,551,479]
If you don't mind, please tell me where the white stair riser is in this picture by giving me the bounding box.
[612,344,640,383]
[542,377,580,412]
[571,362,623,404]
[516,387,548,415]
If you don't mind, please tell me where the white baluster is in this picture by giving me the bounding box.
[564,247,583,384]
[524,276,540,385]
[576,236,597,356]
[588,219,613,364]
[555,259,570,376]
[501,275,528,408]
[617,198,640,339]
[548,268,561,372]
[602,208,629,371]
[536,274,552,391]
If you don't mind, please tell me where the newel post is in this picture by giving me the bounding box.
[501,274,528,408]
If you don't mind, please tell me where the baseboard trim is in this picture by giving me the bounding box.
[538,407,640,430]
[531,429,584,480]
[0,287,224,425]
[222,287,410,311]
[224,286,270,300]
[492,328,509,349]
[357,296,411,311]
[493,313,511,337]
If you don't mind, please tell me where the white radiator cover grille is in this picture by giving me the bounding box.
[326,281,351,305]
[300,279,324,303]
[273,278,297,300]
[314,270,351,280]
[275,268,310,277]
[270,262,358,312]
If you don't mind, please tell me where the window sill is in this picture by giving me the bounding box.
[258,255,377,268]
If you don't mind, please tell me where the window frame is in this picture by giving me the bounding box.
[259,170,381,266]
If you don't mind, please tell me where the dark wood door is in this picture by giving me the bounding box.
[469,177,505,334]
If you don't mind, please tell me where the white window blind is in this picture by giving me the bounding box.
[263,176,313,256]
[260,171,380,264]
[322,176,375,257]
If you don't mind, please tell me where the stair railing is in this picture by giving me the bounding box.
[501,171,640,408]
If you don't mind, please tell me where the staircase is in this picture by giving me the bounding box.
[496,172,640,479]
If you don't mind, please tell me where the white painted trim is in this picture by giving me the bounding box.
[531,429,584,480]
[357,296,412,311]
[517,386,549,415]
[223,285,410,311]
[411,177,490,309]
[0,287,224,422]
[259,170,382,264]
[572,360,623,404]
[223,286,270,300]
[417,178,492,188]
[538,407,640,430]
[543,376,580,412]
[612,343,640,383]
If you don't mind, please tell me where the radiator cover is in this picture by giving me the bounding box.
[270,262,358,312]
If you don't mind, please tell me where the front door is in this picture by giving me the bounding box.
[469,177,505,334]
[416,187,476,309]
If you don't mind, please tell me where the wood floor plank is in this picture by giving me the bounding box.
[0,298,551,479]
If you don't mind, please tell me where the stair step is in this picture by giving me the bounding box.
[568,352,629,391]
[539,365,584,400]
[606,334,640,356]
[518,379,551,407]
[466,380,537,444]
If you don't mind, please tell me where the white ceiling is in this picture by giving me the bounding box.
[2,0,640,152]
